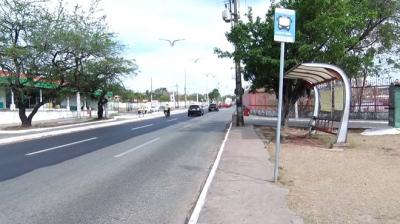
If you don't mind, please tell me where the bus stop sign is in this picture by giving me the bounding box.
[274,8,296,43]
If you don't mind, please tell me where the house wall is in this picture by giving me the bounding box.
[59,96,97,110]
[0,109,100,125]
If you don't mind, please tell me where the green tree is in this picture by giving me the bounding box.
[55,0,137,119]
[0,0,71,127]
[152,87,170,102]
[83,56,137,119]
[208,88,221,102]
[216,0,400,124]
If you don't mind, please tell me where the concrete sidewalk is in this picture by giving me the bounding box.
[197,124,303,224]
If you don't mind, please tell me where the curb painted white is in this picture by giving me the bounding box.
[0,110,186,146]
[0,118,117,134]
[188,122,233,224]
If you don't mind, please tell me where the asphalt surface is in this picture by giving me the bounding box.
[0,109,233,224]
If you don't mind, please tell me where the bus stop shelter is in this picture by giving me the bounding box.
[285,63,351,145]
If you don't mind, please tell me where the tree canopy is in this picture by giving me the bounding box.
[208,88,221,102]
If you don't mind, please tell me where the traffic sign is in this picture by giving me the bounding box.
[273,7,296,182]
[274,8,296,43]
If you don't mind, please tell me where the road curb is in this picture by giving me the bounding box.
[0,110,187,146]
[187,122,233,224]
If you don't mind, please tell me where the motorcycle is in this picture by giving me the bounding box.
[164,109,170,118]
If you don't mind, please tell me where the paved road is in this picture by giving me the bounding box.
[0,109,233,224]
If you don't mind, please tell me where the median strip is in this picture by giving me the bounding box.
[131,124,153,131]
[114,137,160,158]
[26,137,98,156]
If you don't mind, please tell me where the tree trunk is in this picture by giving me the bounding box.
[18,105,31,127]
[281,86,293,128]
[97,104,104,119]
[358,69,367,112]
[283,102,291,128]
[15,89,31,128]
[97,97,108,119]
[18,100,47,127]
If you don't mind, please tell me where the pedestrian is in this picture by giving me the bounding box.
[138,104,144,117]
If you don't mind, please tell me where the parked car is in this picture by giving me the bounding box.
[188,104,204,116]
[208,103,219,112]
[149,105,160,113]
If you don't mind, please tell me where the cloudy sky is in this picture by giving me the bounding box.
[69,0,271,96]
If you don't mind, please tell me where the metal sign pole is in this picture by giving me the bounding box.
[274,42,285,182]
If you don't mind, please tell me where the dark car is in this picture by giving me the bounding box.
[188,105,204,116]
[208,103,219,112]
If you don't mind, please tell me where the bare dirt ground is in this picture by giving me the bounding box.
[255,126,400,224]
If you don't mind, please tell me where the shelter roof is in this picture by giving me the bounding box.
[285,63,342,86]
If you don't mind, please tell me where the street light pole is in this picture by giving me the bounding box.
[204,73,211,103]
[150,77,153,103]
[184,70,187,108]
[175,84,179,108]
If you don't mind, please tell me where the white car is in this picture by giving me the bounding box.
[149,105,161,112]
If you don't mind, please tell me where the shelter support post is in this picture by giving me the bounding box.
[303,63,351,145]
[313,86,320,117]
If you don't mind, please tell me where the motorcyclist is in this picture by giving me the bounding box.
[164,104,171,117]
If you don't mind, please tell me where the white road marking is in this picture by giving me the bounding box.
[131,124,153,131]
[26,137,98,156]
[188,122,232,224]
[114,137,160,158]
[166,118,178,122]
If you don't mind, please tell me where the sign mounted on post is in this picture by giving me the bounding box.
[273,7,296,182]
[274,8,296,43]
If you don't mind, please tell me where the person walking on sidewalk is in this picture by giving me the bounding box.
[138,104,146,117]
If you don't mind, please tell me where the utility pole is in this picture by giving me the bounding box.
[222,0,244,126]
[233,0,244,126]
[150,77,153,103]
[175,84,179,109]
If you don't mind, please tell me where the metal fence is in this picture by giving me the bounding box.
[243,77,394,120]
[350,77,392,120]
